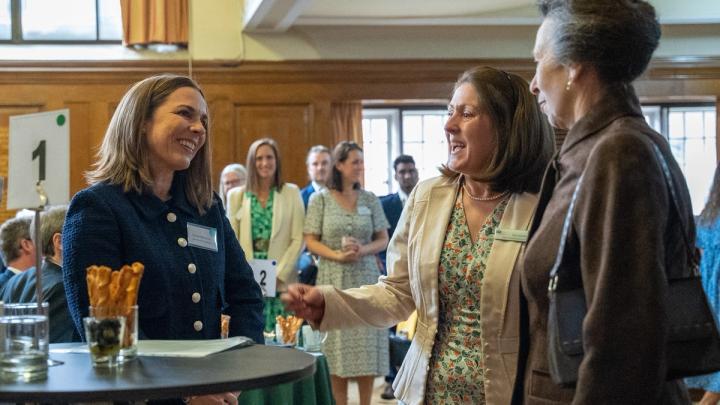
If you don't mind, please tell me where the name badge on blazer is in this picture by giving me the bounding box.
[187,222,218,252]
[494,228,528,242]
[358,206,371,215]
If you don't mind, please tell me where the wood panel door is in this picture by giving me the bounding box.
[233,104,313,187]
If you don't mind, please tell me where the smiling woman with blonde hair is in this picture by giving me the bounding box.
[63,74,264,405]
[226,137,305,334]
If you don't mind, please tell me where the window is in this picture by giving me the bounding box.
[642,104,717,215]
[0,0,122,43]
[362,107,447,196]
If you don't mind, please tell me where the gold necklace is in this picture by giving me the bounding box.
[462,183,509,202]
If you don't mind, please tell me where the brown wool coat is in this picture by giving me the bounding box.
[515,84,694,405]
[318,175,539,405]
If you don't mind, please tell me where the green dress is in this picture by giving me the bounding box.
[248,189,289,333]
[425,192,509,404]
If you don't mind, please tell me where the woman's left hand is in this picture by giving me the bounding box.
[185,392,240,405]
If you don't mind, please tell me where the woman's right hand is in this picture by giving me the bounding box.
[334,249,360,263]
[281,284,325,325]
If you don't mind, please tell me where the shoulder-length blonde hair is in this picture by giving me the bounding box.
[245,138,284,194]
[86,74,214,214]
[440,66,554,194]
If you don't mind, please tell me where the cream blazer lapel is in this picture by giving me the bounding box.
[480,192,537,404]
[231,188,254,260]
[269,189,283,242]
[413,178,458,328]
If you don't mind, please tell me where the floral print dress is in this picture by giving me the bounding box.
[425,192,509,404]
[248,189,288,333]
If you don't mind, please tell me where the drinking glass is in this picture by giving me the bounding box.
[83,315,125,368]
[0,302,49,382]
[90,305,138,363]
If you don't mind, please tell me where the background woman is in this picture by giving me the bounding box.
[516,1,694,403]
[284,67,553,405]
[219,163,247,207]
[226,138,304,334]
[302,141,390,405]
[686,165,720,405]
[62,74,264,405]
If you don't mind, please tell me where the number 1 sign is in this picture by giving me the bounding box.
[8,110,70,209]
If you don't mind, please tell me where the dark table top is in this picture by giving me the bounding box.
[0,344,316,402]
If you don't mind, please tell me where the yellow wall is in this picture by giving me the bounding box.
[0,0,716,62]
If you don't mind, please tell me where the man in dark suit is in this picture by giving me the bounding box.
[300,145,331,208]
[1,206,79,343]
[379,155,419,271]
[298,145,332,285]
[0,216,36,285]
[379,154,419,400]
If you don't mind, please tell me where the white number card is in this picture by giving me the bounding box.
[8,109,70,209]
[248,259,277,298]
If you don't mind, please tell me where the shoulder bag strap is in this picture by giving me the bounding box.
[651,143,700,274]
[547,173,585,293]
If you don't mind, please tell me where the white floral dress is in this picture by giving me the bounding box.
[305,189,390,377]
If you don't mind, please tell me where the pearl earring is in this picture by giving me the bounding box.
[565,79,572,91]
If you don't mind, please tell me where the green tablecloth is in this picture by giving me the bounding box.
[239,351,334,405]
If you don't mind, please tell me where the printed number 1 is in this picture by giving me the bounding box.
[32,140,46,182]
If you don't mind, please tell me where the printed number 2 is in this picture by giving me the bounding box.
[259,270,267,286]
[32,140,46,182]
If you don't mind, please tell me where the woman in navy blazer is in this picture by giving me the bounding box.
[62,75,264,404]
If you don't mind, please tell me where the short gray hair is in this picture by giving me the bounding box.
[218,163,247,206]
[306,145,330,165]
[539,0,660,84]
[30,205,67,259]
[0,217,31,264]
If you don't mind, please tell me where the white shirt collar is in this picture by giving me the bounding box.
[7,266,22,275]
[398,189,410,206]
[312,181,325,192]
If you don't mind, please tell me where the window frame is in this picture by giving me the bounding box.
[0,0,121,44]
[363,105,447,195]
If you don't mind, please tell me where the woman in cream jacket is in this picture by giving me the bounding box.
[227,138,304,332]
[284,67,554,405]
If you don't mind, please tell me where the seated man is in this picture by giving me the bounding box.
[0,216,36,275]
[1,206,78,343]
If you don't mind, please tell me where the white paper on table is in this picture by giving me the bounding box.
[248,259,277,297]
[52,336,254,358]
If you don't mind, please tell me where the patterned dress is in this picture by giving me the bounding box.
[425,192,509,404]
[686,217,720,392]
[248,189,288,333]
[305,189,390,377]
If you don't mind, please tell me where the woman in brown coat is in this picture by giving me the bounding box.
[514,1,694,404]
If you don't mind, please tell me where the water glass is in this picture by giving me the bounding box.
[0,302,49,382]
[83,316,125,368]
[297,325,327,352]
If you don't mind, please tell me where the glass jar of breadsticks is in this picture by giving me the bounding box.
[86,262,144,363]
[274,315,303,346]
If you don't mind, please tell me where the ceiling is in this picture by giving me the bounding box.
[242,0,720,32]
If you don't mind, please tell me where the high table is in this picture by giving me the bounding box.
[239,351,334,405]
[0,344,316,402]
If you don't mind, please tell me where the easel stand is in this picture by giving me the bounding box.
[30,180,48,309]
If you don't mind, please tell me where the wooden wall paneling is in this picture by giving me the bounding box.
[0,105,44,222]
[0,58,713,209]
[207,98,235,192]
[65,101,114,196]
[234,103,313,187]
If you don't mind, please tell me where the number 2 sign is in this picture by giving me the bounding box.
[248,259,277,298]
[8,109,70,209]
